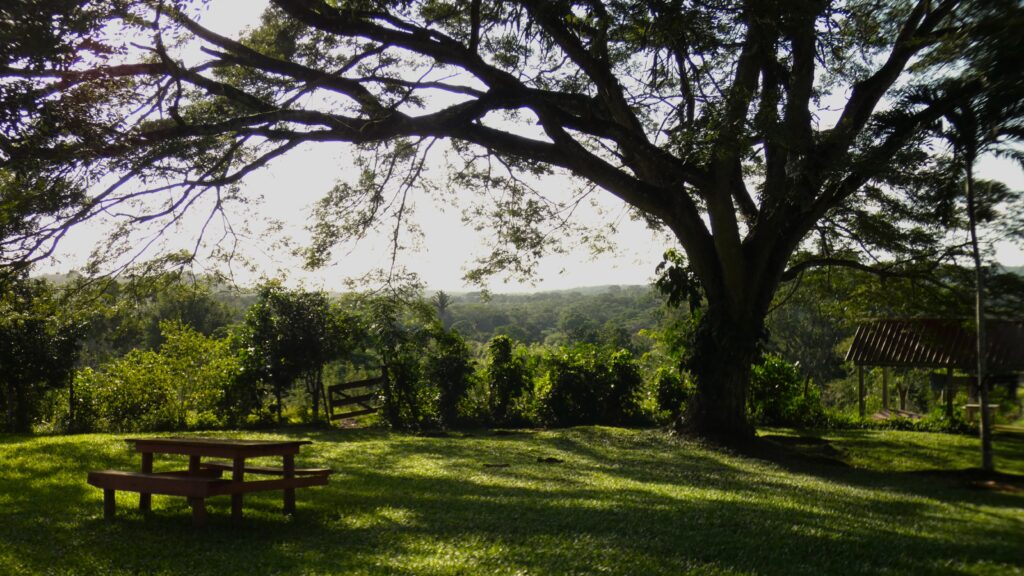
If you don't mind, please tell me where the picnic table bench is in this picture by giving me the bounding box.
[87,437,331,526]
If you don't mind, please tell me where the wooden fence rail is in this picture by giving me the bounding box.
[327,374,384,421]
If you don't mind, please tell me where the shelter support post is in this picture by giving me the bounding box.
[945,367,954,419]
[858,366,865,418]
[882,367,889,410]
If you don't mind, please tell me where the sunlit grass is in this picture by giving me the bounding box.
[0,427,1021,575]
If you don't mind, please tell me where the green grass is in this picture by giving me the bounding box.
[0,427,1022,576]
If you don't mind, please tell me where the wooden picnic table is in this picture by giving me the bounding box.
[87,437,331,526]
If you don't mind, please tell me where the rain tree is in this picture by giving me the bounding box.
[2,0,1023,442]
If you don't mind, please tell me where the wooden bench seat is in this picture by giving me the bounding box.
[87,470,229,526]
[87,467,331,526]
[199,460,332,478]
[87,470,228,497]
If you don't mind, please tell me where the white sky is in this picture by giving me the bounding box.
[37,1,1024,291]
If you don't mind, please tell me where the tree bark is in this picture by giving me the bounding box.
[677,306,759,445]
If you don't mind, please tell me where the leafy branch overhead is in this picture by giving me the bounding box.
[0,1,1016,282]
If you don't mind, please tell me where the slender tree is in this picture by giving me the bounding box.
[929,7,1024,470]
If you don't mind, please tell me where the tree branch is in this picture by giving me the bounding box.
[817,0,958,166]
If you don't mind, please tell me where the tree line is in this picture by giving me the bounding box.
[5,263,1020,434]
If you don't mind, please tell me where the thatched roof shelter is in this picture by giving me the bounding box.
[844,319,1023,418]
[845,319,1024,373]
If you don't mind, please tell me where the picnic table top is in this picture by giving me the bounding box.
[124,437,313,458]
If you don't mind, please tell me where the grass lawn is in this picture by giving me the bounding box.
[0,427,1021,576]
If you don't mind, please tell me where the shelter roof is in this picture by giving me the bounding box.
[845,319,1024,372]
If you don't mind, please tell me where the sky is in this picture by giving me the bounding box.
[37,1,1024,292]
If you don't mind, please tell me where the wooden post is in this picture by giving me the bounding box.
[232,457,245,522]
[139,452,153,513]
[189,455,201,475]
[283,454,296,515]
[103,489,116,520]
[858,365,865,418]
[882,367,889,410]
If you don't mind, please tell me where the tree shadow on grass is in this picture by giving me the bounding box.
[750,431,1024,509]
[1,428,1022,575]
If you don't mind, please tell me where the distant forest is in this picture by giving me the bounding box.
[442,286,665,348]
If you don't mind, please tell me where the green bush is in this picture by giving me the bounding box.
[53,322,236,432]
[485,335,533,425]
[654,368,692,421]
[0,276,82,432]
[424,329,475,428]
[73,355,179,432]
[605,350,644,424]
[748,354,823,427]
[541,345,646,427]
[380,348,428,430]
[543,346,604,426]
[821,408,975,435]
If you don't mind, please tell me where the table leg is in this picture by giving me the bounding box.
[283,454,296,515]
[189,455,201,475]
[103,489,116,520]
[140,452,153,513]
[232,457,245,522]
[189,498,207,527]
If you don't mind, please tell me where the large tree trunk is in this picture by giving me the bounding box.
[677,305,760,445]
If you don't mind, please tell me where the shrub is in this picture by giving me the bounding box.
[543,346,605,426]
[541,345,646,427]
[53,322,236,432]
[380,347,427,430]
[424,329,475,428]
[485,335,533,425]
[654,368,692,421]
[73,353,179,432]
[821,408,975,435]
[0,277,82,432]
[605,350,644,424]
[748,354,823,427]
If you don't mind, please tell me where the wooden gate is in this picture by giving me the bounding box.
[328,374,384,421]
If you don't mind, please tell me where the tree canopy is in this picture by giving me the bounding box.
[2,0,1023,442]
